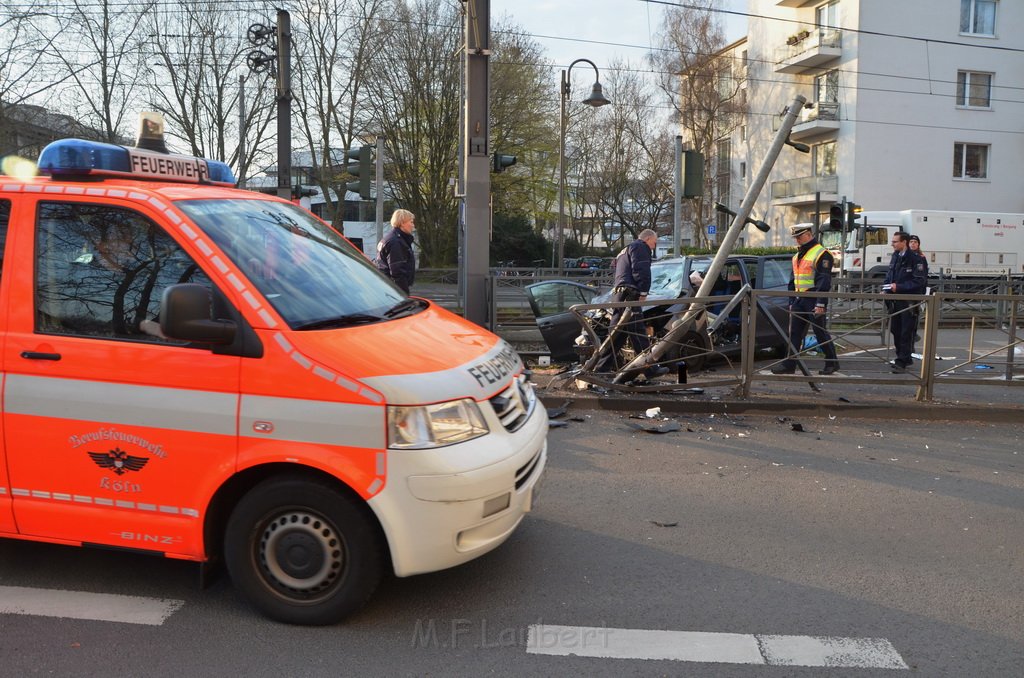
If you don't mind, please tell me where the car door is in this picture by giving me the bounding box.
[2,196,241,554]
[0,197,14,533]
[525,280,600,362]
[754,256,794,347]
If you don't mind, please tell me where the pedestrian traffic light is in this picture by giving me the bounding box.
[492,152,516,173]
[345,146,373,200]
[828,202,844,230]
[682,150,704,198]
[846,201,862,231]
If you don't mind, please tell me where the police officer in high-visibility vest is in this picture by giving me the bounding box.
[772,223,840,375]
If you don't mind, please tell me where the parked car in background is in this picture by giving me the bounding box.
[525,254,794,370]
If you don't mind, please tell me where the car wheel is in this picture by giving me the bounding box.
[224,475,383,625]
[664,329,712,373]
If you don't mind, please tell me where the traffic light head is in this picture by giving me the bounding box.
[492,153,517,173]
[846,202,862,230]
[345,146,373,200]
[828,203,844,230]
[682,150,704,198]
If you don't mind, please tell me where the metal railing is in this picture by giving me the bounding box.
[770,174,838,200]
[548,285,1022,401]
[774,27,842,63]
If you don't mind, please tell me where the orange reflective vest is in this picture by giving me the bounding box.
[792,243,827,292]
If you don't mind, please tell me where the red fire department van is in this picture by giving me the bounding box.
[0,134,546,625]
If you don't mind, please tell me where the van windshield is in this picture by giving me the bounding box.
[177,198,412,329]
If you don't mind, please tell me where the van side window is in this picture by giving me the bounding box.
[0,199,10,278]
[35,202,212,343]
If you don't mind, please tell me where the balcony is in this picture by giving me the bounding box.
[770,174,838,206]
[790,102,840,141]
[775,28,841,74]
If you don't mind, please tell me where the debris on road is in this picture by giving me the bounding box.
[546,400,572,419]
[627,421,682,434]
[649,520,679,528]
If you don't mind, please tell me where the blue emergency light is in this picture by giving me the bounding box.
[37,138,236,186]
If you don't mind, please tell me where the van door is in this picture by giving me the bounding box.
[2,197,241,556]
[0,198,15,534]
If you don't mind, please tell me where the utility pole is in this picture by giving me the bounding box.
[461,0,491,326]
[673,135,682,256]
[275,9,292,201]
[237,75,247,188]
[375,136,385,244]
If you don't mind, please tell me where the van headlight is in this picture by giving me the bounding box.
[387,399,489,449]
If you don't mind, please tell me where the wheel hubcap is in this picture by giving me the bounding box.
[259,510,344,595]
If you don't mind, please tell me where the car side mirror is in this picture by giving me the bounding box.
[161,283,236,344]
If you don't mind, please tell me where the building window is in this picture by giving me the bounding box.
[816,1,839,31]
[740,162,746,179]
[716,138,731,175]
[813,141,837,176]
[956,71,992,108]
[960,0,996,35]
[953,142,989,179]
[814,69,839,103]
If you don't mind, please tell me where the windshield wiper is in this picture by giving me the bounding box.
[296,313,383,330]
[383,298,426,318]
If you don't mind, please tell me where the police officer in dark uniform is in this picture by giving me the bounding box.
[376,209,416,293]
[595,228,669,377]
[883,231,928,372]
[772,223,840,375]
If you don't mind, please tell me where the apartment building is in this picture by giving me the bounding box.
[721,0,1024,245]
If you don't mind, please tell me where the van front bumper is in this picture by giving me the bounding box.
[367,403,547,577]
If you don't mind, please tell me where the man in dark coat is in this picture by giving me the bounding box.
[883,231,928,372]
[376,209,416,293]
[595,229,669,378]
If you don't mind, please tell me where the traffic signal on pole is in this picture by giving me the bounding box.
[292,184,317,199]
[682,150,704,198]
[846,201,862,231]
[345,146,373,200]
[828,202,844,230]
[492,152,517,173]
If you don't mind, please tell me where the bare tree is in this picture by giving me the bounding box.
[291,0,386,225]
[360,0,462,267]
[651,0,743,248]
[489,20,558,228]
[0,3,71,155]
[143,1,276,177]
[48,0,154,143]
[576,61,675,248]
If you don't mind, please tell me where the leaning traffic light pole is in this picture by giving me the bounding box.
[611,94,809,385]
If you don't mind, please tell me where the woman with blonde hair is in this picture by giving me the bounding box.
[376,209,416,293]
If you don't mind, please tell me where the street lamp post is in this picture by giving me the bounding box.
[557,58,610,274]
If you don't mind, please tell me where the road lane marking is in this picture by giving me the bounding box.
[526,625,907,669]
[0,586,184,626]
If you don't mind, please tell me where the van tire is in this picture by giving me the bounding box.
[224,475,383,625]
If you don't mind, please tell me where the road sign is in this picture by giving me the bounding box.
[707,224,717,235]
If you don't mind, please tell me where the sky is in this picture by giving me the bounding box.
[490,0,749,73]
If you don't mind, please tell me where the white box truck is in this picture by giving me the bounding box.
[820,210,1024,278]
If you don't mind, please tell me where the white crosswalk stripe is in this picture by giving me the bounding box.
[0,586,184,626]
[527,624,908,669]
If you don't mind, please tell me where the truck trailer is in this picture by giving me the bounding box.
[820,210,1024,278]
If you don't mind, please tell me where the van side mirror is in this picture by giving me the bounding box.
[161,284,236,344]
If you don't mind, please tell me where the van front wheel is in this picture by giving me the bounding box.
[224,476,383,625]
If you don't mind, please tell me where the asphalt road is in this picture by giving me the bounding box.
[1,414,1021,677]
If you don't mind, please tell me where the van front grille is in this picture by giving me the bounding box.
[488,374,536,432]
